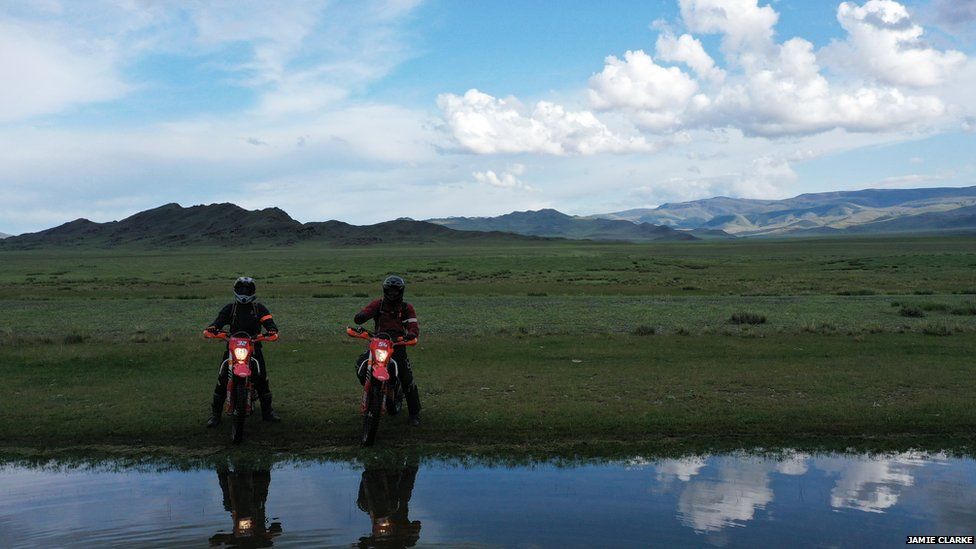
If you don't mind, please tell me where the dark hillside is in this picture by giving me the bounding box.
[2,203,551,249]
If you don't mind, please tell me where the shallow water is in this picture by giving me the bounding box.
[1,451,974,547]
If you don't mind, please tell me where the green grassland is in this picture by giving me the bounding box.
[1,235,975,457]
[3,236,976,298]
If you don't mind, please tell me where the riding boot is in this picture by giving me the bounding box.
[259,392,281,422]
[206,392,223,428]
[405,385,422,425]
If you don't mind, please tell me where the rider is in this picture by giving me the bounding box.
[354,275,422,426]
[205,277,280,427]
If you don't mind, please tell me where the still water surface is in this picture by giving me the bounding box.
[1,451,974,547]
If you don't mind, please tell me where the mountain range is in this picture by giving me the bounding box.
[0,232,10,239]
[427,209,726,241]
[0,203,552,249]
[3,185,975,249]
[592,186,976,236]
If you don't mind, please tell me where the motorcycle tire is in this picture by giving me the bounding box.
[386,390,402,416]
[231,378,248,444]
[361,382,384,447]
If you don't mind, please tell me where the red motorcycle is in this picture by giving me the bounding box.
[346,327,418,446]
[204,330,278,443]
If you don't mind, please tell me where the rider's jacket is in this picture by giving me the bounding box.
[207,302,278,337]
[354,299,419,339]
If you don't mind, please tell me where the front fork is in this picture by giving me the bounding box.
[225,376,254,415]
[361,378,392,416]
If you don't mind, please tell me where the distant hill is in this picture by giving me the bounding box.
[0,203,550,249]
[427,209,714,241]
[593,186,976,236]
[789,204,976,236]
[0,232,10,239]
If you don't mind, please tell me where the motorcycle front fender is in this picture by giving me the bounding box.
[232,361,252,377]
[371,362,390,382]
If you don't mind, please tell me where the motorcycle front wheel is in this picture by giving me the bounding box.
[231,378,248,444]
[361,381,384,447]
[386,386,403,416]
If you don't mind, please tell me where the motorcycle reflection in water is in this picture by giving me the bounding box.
[209,464,283,547]
[357,464,422,548]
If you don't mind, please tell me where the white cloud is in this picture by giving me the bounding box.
[588,50,701,131]
[703,36,946,136]
[672,0,954,136]
[0,20,129,122]
[678,0,779,55]
[655,32,726,83]
[438,89,653,155]
[822,0,967,88]
[441,0,959,151]
[472,164,530,190]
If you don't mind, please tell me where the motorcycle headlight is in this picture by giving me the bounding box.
[233,347,249,362]
[373,349,389,363]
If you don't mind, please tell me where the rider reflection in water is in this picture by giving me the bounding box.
[357,463,422,547]
[209,464,282,547]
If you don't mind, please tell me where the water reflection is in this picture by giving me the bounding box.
[650,451,968,536]
[0,450,973,547]
[818,452,939,513]
[356,462,422,547]
[209,464,282,547]
[652,454,808,533]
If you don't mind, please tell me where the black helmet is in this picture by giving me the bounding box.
[234,277,256,304]
[382,275,405,301]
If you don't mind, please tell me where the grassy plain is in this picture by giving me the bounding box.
[1,235,975,457]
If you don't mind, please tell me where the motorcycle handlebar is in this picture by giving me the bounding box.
[346,326,418,346]
[346,326,371,339]
[203,330,278,342]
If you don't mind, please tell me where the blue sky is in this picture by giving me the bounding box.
[0,0,974,234]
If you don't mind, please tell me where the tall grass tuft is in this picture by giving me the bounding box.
[730,312,766,325]
[632,325,656,336]
[899,307,925,318]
